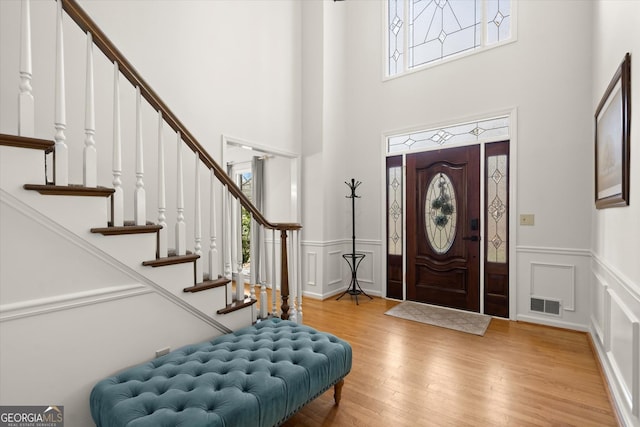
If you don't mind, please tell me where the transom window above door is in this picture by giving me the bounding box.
[387,0,514,77]
[386,115,510,154]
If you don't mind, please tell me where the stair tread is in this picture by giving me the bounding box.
[24,184,115,197]
[183,277,231,293]
[0,134,54,151]
[142,251,199,267]
[91,222,162,235]
[216,298,257,315]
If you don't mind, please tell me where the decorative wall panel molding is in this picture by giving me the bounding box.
[358,250,375,284]
[306,252,317,287]
[590,253,640,424]
[606,288,639,417]
[530,262,576,312]
[328,250,343,286]
[591,270,608,345]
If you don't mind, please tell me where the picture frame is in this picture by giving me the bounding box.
[595,52,631,209]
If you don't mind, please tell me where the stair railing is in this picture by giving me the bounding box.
[13,0,301,321]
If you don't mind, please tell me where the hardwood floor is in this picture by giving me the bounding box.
[281,296,618,427]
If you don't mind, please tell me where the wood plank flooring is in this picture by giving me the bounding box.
[281,296,618,427]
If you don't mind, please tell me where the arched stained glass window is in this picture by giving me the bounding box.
[425,172,457,254]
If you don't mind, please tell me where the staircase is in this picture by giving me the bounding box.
[0,1,302,423]
[0,133,255,331]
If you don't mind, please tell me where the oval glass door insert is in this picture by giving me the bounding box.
[425,172,457,254]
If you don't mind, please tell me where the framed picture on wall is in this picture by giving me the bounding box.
[595,52,631,209]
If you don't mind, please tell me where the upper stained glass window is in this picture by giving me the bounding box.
[387,0,513,77]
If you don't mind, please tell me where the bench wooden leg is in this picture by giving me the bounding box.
[333,379,344,405]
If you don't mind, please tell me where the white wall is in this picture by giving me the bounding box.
[590,2,640,425]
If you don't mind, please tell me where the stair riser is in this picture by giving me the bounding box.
[16,191,110,233]
[212,303,254,331]
[0,146,48,191]
[182,285,226,318]
[88,233,158,267]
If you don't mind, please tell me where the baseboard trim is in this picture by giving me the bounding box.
[303,286,382,301]
[516,314,589,332]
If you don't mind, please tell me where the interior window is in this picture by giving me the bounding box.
[387,0,513,77]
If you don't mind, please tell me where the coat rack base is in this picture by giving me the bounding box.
[336,253,373,305]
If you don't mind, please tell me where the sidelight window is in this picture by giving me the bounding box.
[486,153,508,263]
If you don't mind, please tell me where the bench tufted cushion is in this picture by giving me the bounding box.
[90,319,352,427]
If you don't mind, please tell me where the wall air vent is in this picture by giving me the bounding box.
[530,297,561,316]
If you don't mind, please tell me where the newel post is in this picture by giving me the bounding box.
[280,229,290,320]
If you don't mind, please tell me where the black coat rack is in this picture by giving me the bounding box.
[336,179,372,305]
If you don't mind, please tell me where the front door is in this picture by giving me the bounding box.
[406,145,480,312]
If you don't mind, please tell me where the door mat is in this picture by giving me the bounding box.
[384,301,491,336]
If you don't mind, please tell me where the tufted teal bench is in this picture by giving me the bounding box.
[90,319,352,427]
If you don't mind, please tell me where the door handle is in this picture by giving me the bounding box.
[462,236,480,242]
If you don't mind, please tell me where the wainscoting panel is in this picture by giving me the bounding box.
[328,250,343,287]
[306,252,317,287]
[607,289,639,416]
[300,239,382,299]
[591,270,608,345]
[591,254,640,425]
[357,250,375,284]
[530,262,576,312]
[516,247,591,330]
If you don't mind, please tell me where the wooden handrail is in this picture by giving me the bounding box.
[60,0,300,233]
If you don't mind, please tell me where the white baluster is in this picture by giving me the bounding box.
[236,265,244,302]
[224,189,232,280]
[175,134,186,256]
[224,187,232,305]
[272,228,277,317]
[134,87,146,225]
[54,0,68,186]
[194,153,203,282]
[18,0,34,137]
[208,169,218,280]
[249,212,256,302]
[235,195,243,302]
[111,62,124,226]
[260,224,268,319]
[157,112,167,257]
[83,32,96,187]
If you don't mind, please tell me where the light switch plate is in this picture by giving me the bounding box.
[520,214,535,226]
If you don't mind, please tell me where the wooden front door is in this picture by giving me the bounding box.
[406,145,480,312]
